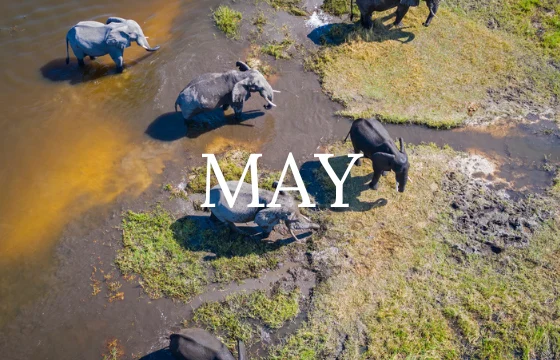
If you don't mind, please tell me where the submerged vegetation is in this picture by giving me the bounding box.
[213,5,243,39]
[268,0,308,16]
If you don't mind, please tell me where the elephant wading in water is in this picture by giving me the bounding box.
[65,17,160,73]
[209,181,320,241]
[175,61,279,126]
[170,328,246,360]
[345,118,410,192]
[351,0,440,29]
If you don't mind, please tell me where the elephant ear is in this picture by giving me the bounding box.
[106,17,127,24]
[372,152,396,170]
[106,27,131,50]
[232,78,251,103]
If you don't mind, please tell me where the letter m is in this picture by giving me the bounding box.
[200,154,263,208]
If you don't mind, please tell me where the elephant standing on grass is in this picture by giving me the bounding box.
[345,118,410,192]
[170,328,246,360]
[65,17,160,73]
[351,0,440,29]
[175,61,279,126]
[209,181,320,241]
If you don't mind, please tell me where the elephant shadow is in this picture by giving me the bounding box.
[307,13,415,46]
[40,52,155,85]
[138,348,174,360]
[145,110,265,142]
[170,215,299,260]
[300,156,388,212]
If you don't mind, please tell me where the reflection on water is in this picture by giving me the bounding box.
[0,0,182,324]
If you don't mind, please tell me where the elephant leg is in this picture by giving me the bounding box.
[382,171,389,177]
[361,12,373,29]
[71,45,86,67]
[353,147,362,166]
[222,104,230,111]
[423,0,439,27]
[394,5,410,27]
[109,50,124,73]
[232,104,243,121]
[368,170,383,190]
[89,56,96,60]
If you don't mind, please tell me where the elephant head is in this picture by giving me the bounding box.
[105,17,160,52]
[169,328,246,360]
[372,138,409,192]
[233,61,279,110]
[258,183,320,241]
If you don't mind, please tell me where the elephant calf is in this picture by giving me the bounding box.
[170,328,245,360]
[345,118,409,192]
[209,181,320,241]
[65,17,160,73]
[175,61,279,125]
[352,0,440,29]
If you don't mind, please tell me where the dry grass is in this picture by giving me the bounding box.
[308,7,557,127]
[270,144,560,359]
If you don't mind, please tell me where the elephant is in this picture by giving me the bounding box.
[351,0,440,29]
[175,61,279,126]
[169,328,245,360]
[65,17,160,73]
[344,118,409,192]
[209,181,320,241]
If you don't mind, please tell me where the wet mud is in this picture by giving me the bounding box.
[0,0,559,358]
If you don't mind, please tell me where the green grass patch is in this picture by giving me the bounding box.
[270,144,560,359]
[187,150,281,194]
[213,5,242,39]
[194,289,300,348]
[308,6,559,127]
[261,37,295,59]
[268,0,308,16]
[115,207,207,301]
[321,0,359,18]
[447,0,560,59]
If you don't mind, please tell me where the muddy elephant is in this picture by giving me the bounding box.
[345,118,409,192]
[175,61,279,125]
[169,328,245,360]
[65,17,160,73]
[209,181,320,241]
[351,0,440,29]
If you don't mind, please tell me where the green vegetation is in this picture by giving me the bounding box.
[321,0,359,18]
[115,208,207,301]
[187,150,281,193]
[268,143,560,359]
[308,5,559,127]
[213,6,243,39]
[268,0,308,16]
[194,289,300,348]
[448,0,560,58]
[252,11,268,34]
[261,37,296,59]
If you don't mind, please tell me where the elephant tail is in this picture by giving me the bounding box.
[343,129,351,142]
[350,0,354,21]
[65,36,69,65]
[174,99,180,113]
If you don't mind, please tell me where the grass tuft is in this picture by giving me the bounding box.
[194,289,300,348]
[261,37,295,60]
[268,0,308,16]
[213,6,243,39]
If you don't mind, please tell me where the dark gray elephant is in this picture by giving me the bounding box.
[345,118,409,192]
[351,0,440,29]
[175,61,279,126]
[65,17,160,73]
[209,181,320,241]
[169,328,245,360]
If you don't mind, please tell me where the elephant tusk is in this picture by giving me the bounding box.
[301,214,311,222]
[408,176,413,183]
[144,36,149,39]
[396,182,399,192]
[266,99,277,107]
[286,222,298,242]
[272,90,281,93]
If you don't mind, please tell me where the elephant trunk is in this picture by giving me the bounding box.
[137,35,160,52]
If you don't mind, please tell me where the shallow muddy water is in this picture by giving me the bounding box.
[0,0,559,358]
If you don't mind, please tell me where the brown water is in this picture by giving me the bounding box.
[0,0,559,358]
